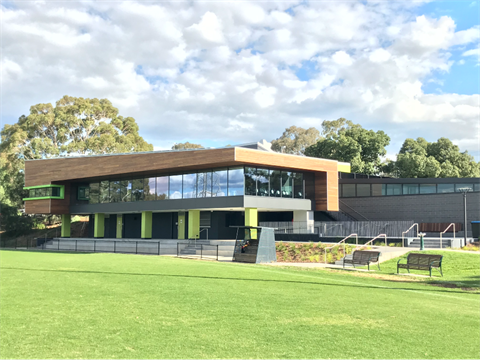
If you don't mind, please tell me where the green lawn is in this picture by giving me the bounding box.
[1,250,479,359]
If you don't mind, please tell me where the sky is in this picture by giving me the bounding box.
[1,0,479,161]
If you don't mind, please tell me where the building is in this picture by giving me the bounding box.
[23,141,350,239]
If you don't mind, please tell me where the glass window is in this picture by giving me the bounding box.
[228,168,244,196]
[182,173,197,199]
[342,184,356,197]
[131,179,144,201]
[420,184,436,194]
[169,175,183,199]
[144,177,156,201]
[156,176,169,200]
[121,180,131,202]
[357,184,371,197]
[52,187,61,197]
[281,171,293,198]
[257,168,269,197]
[244,167,257,196]
[403,184,419,195]
[372,184,383,196]
[455,184,474,192]
[29,189,35,198]
[437,184,454,193]
[387,184,402,196]
[293,173,303,198]
[89,183,99,204]
[100,180,110,203]
[197,172,213,198]
[269,170,281,197]
[110,181,122,203]
[77,186,89,200]
[212,169,227,197]
[475,183,480,192]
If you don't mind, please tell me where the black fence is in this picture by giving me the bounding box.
[0,237,221,260]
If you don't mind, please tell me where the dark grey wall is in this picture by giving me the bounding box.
[341,192,480,231]
[152,212,174,239]
[124,214,141,238]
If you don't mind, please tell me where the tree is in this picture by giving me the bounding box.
[394,137,480,178]
[305,119,390,175]
[0,96,153,208]
[271,126,320,155]
[171,142,204,150]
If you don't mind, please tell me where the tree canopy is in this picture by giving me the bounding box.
[171,142,204,150]
[393,137,480,178]
[305,118,390,175]
[0,95,153,207]
[271,126,320,155]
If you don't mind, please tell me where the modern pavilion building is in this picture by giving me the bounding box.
[23,141,350,240]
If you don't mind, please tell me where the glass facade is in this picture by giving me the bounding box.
[86,166,308,204]
[341,181,480,198]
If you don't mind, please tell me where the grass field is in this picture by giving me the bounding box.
[1,250,479,359]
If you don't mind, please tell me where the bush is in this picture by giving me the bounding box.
[1,203,34,236]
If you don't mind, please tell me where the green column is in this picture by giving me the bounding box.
[245,208,258,239]
[141,211,152,239]
[61,214,71,238]
[188,210,200,239]
[178,212,185,240]
[116,214,122,239]
[94,213,105,238]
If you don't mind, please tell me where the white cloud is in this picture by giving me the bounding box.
[1,0,479,160]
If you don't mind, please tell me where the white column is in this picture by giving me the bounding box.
[293,211,314,234]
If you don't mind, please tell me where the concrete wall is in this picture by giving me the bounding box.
[341,192,480,232]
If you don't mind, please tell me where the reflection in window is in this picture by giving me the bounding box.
[257,168,269,197]
[357,184,370,197]
[100,181,110,203]
[197,172,212,198]
[455,184,474,192]
[156,176,168,200]
[121,180,131,202]
[244,167,257,196]
[228,168,244,196]
[110,181,122,202]
[437,184,454,193]
[387,184,402,195]
[293,173,303,198]
[270,170,281,197]
[132,179,144,201]
[144,177,156,201]
[169,175,182,199]
[372,184,383,196]
[403,184,419,195]
[475,183,480,192]
[282,172,293,198]
[420,184,436,194]
[212,169,227,197]
[89,183,99,204]
[342,184,355,197]
[183,173,197,199]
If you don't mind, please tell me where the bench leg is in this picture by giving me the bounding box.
[440,267,443,277]
[377,262,380,271]
[367,263,370,271]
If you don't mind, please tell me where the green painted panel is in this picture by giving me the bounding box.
[116,215,123,239]
[94,213,105,238]
[141,211,152,239]
[245,208,258,239]
[61,214,71,238]
[188,210,200,239]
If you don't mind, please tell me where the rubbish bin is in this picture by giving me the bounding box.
[472,221,480,239]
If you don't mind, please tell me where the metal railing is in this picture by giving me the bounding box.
[439,223,455,249]
[363,234,387,247]
[323,233,358,263]
[199,228,209,241]
[339,200,370,221]
[401,223,418,247]
[176,242,219,261]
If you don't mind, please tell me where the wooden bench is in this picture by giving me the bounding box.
[343,250,381,271]
[397,253,443,277]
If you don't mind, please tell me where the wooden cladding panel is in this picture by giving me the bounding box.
[235,148,339,172]
[25,148,236,187]
[50,182,71,214]
[314,171,339,211]
[25,200,51,214]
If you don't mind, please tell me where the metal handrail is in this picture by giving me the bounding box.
[401,223,418,247]
[323,233,358,263]
[323,223,343,236]
[339,200,370,221]
[439,223,455,249]
[363,234,387,247]
[199,228,209,241]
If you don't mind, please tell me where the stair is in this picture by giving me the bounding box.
[233,240,259,263]
[408,239,452,249]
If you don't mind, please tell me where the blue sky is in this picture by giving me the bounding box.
[1,0,479,160]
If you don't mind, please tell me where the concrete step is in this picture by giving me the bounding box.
[233,253,257,263]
